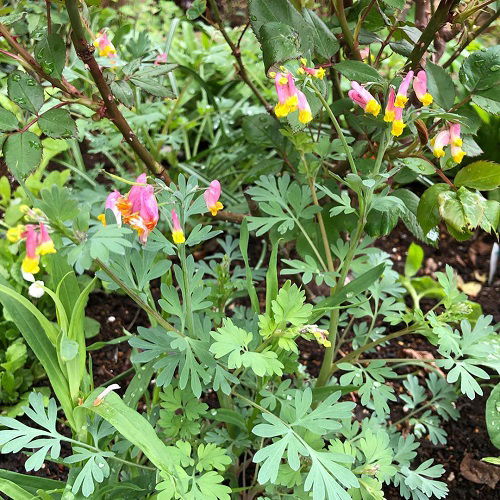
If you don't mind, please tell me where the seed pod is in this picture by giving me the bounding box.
[415,119,429,146]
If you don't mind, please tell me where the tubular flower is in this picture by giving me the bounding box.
[36,222,56,256]
[21,225,40,274]
[450,124,466,163]
[98,190,123,226]
[298,59,326,79]
[273,72,299,118]
[391,106,406,137]
[6,224,24,243]
[124,174,159,244]
[348,81,381,117]
[297,90,313,124]
[171,210,185,244]
[394,71,414,108]
[384,87,396,123]
[154,52,168,65]
[413,70,433,106]
[431,130,450,158]
[204,180,224,216]
[93,32,117,59]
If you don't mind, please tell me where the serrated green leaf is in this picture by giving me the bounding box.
[7,71,44,114]
[186,0,206,19]
[417,183,451,234]
[34,34,66,80]
[333,61,384,84]
[38,108,77,138]
[0,107,19,131]
[486,383,500,449]
[459,46,500,93]
[3,132,42,178]
[454,161,500,191]
[426,61,455,110]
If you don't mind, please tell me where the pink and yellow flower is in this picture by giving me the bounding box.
[204,180,224,216]
[449,123,466,163]
[36,222,56,256]
[431,130,450,158]
[413,70,433,106]
[348,81,381,117]
[273,72,299,118]
[21,225,40,274]
[391,106,406,137]
[101,174,158,244]
[93,32,117,59]
[297,90,313,124]
[298,59,325,80]
[171,209,185,244]
[394,71,414,108]
[384,87,396,123]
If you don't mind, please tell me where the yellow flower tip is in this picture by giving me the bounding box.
[279,65,286,72]
[6,225,24,243]
[269,71,276,77]
[274,102,289,118]
[209,202,224,216]
[452,138,463,147]
[299,110,313,124]
[453,150,466,163]
[297,67,305,75]
[278,76,288,85]
[286,95,298,111]
[365,99,381,117]
[430,137,435,146]
[391,120,405,137]
[19,205,30,214]
[97,213,107,226]
[22,256,40,274]
[36,242,56,256]
[172,230,185,244]
[394,95,408,108]
[315,67,326,79]
[433,148,445,158]
[384,110,395,123]
[420,93,433,106]
[300,58,307,66]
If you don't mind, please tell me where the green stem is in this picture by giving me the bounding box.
[178,244,194,335]
[329,324,419,377]
[309,81,358,175]
[391,399,435,427]
[331,0,362,60]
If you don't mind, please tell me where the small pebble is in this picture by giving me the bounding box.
[108,316,116,323]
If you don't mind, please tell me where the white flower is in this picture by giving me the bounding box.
[22,270,35,282]
[28,281,45,298]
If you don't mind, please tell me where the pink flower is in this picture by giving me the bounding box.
[154,52,168,65]
[413,70,433,106]
[391,106,405,137]
[431,130,450,158]
[384,87,396,122]
[273,72,299,118]
[395,71,414,108]
[449,123,465,163]
[36,222,56,256]
[105,190,123,226]
[204,180,224,216]
[171,209,185,244]
[21,225,40,274]
[93,32,117,59]
[348,81,381,117]
[299,59,326,79]
[297,90,313,124]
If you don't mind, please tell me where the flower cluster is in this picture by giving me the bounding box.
[101,177,224,245]
[349,70,434,137]
[99,174,159,244]
[431,123,466,163]
[7,222,56,274]
[271,63,320,124]
[93,32,117,59]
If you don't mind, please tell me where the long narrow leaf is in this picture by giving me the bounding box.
[239,218,260,313]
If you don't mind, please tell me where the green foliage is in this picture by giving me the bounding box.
[486,383,500,449]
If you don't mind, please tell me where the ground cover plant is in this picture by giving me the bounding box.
[0,0,499,499]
